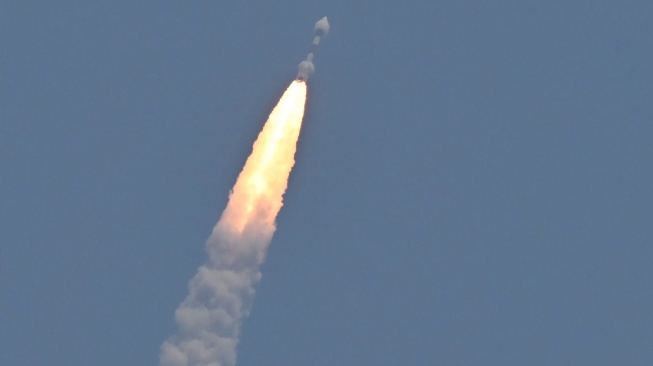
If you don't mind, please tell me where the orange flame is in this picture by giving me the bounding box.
[217,81,307,236]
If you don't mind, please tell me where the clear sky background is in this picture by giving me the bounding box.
[2,1,652,365]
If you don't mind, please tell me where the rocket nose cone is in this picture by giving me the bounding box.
[314,16,329,34]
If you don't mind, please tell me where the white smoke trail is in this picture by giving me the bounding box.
[160,81,307,366]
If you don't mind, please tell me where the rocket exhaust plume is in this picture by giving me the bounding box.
[159,81,307,366]
[160,16,329,365]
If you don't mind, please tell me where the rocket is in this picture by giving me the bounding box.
[297,17,329,82]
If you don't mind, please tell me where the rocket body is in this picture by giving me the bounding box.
[296,17,329,82]
[296,53,314,82]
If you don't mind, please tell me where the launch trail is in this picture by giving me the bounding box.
[160,17,329,366]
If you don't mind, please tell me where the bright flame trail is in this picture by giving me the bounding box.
[160,81,307,366]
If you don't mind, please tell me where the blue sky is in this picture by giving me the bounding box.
[2,1,652,365]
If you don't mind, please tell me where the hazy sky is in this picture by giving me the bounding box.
[2,1,652,365]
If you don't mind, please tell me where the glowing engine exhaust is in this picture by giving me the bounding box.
[160,16,329,366]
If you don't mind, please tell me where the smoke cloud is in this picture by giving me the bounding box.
[160,81,307,366]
